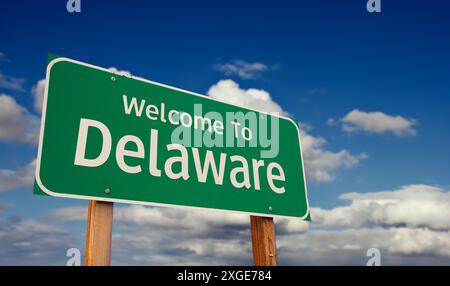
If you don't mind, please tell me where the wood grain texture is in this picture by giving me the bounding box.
[84,200,114,266]
[250,216,278,266]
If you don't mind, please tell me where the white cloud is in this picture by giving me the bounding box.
[0,160,36,193]
[214,60,268,80]
[31,79,45,113]
[0,94,39,143]
[48,184,450,265]
[0,71,25,91]
[337,109,417,137]
[49,205,253,265]
[300,129,367,182]
[313,184,450,231]
[108,67,132,77]
[278,227,450,265]
[48,204,308,265]
[0,215,76,265]
[207,79,286,115]
[110,184,450,265]
[50,204,308,233]
[207,80,365,182]
[51,204,250,230]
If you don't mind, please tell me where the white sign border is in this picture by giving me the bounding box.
[35,57,311,220]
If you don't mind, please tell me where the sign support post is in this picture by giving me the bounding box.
[84,200,114,266]
[250,216,278,266]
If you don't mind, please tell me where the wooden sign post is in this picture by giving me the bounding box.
[84,200,114,266]
[250,216,278,266]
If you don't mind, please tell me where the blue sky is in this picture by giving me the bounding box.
[1,0,450,265]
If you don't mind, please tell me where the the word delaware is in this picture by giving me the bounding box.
[74,118,287,194]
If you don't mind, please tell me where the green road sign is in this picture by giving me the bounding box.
[34,57,310,219]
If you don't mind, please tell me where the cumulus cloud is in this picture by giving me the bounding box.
[0,71,25,91]
[48,204,308,265]
[207,79,286,115]
[108,67,132,77]
[300,130,367,182]
[0,215,77,265]
[0,94,39,143]
[0,160,36,193]
[31,79,46,113]
[49,205,253,265]
[112,207,253,265]
[291,184,450,264]
[279,227,450,265]
[48,184,450,265]
[214,60,269,80]
[51,205,252,233]
[313,184,450,230]
[336,109,417,137]
[207,80,365,182]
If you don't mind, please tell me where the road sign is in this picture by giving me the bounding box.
[34,57,310,219]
